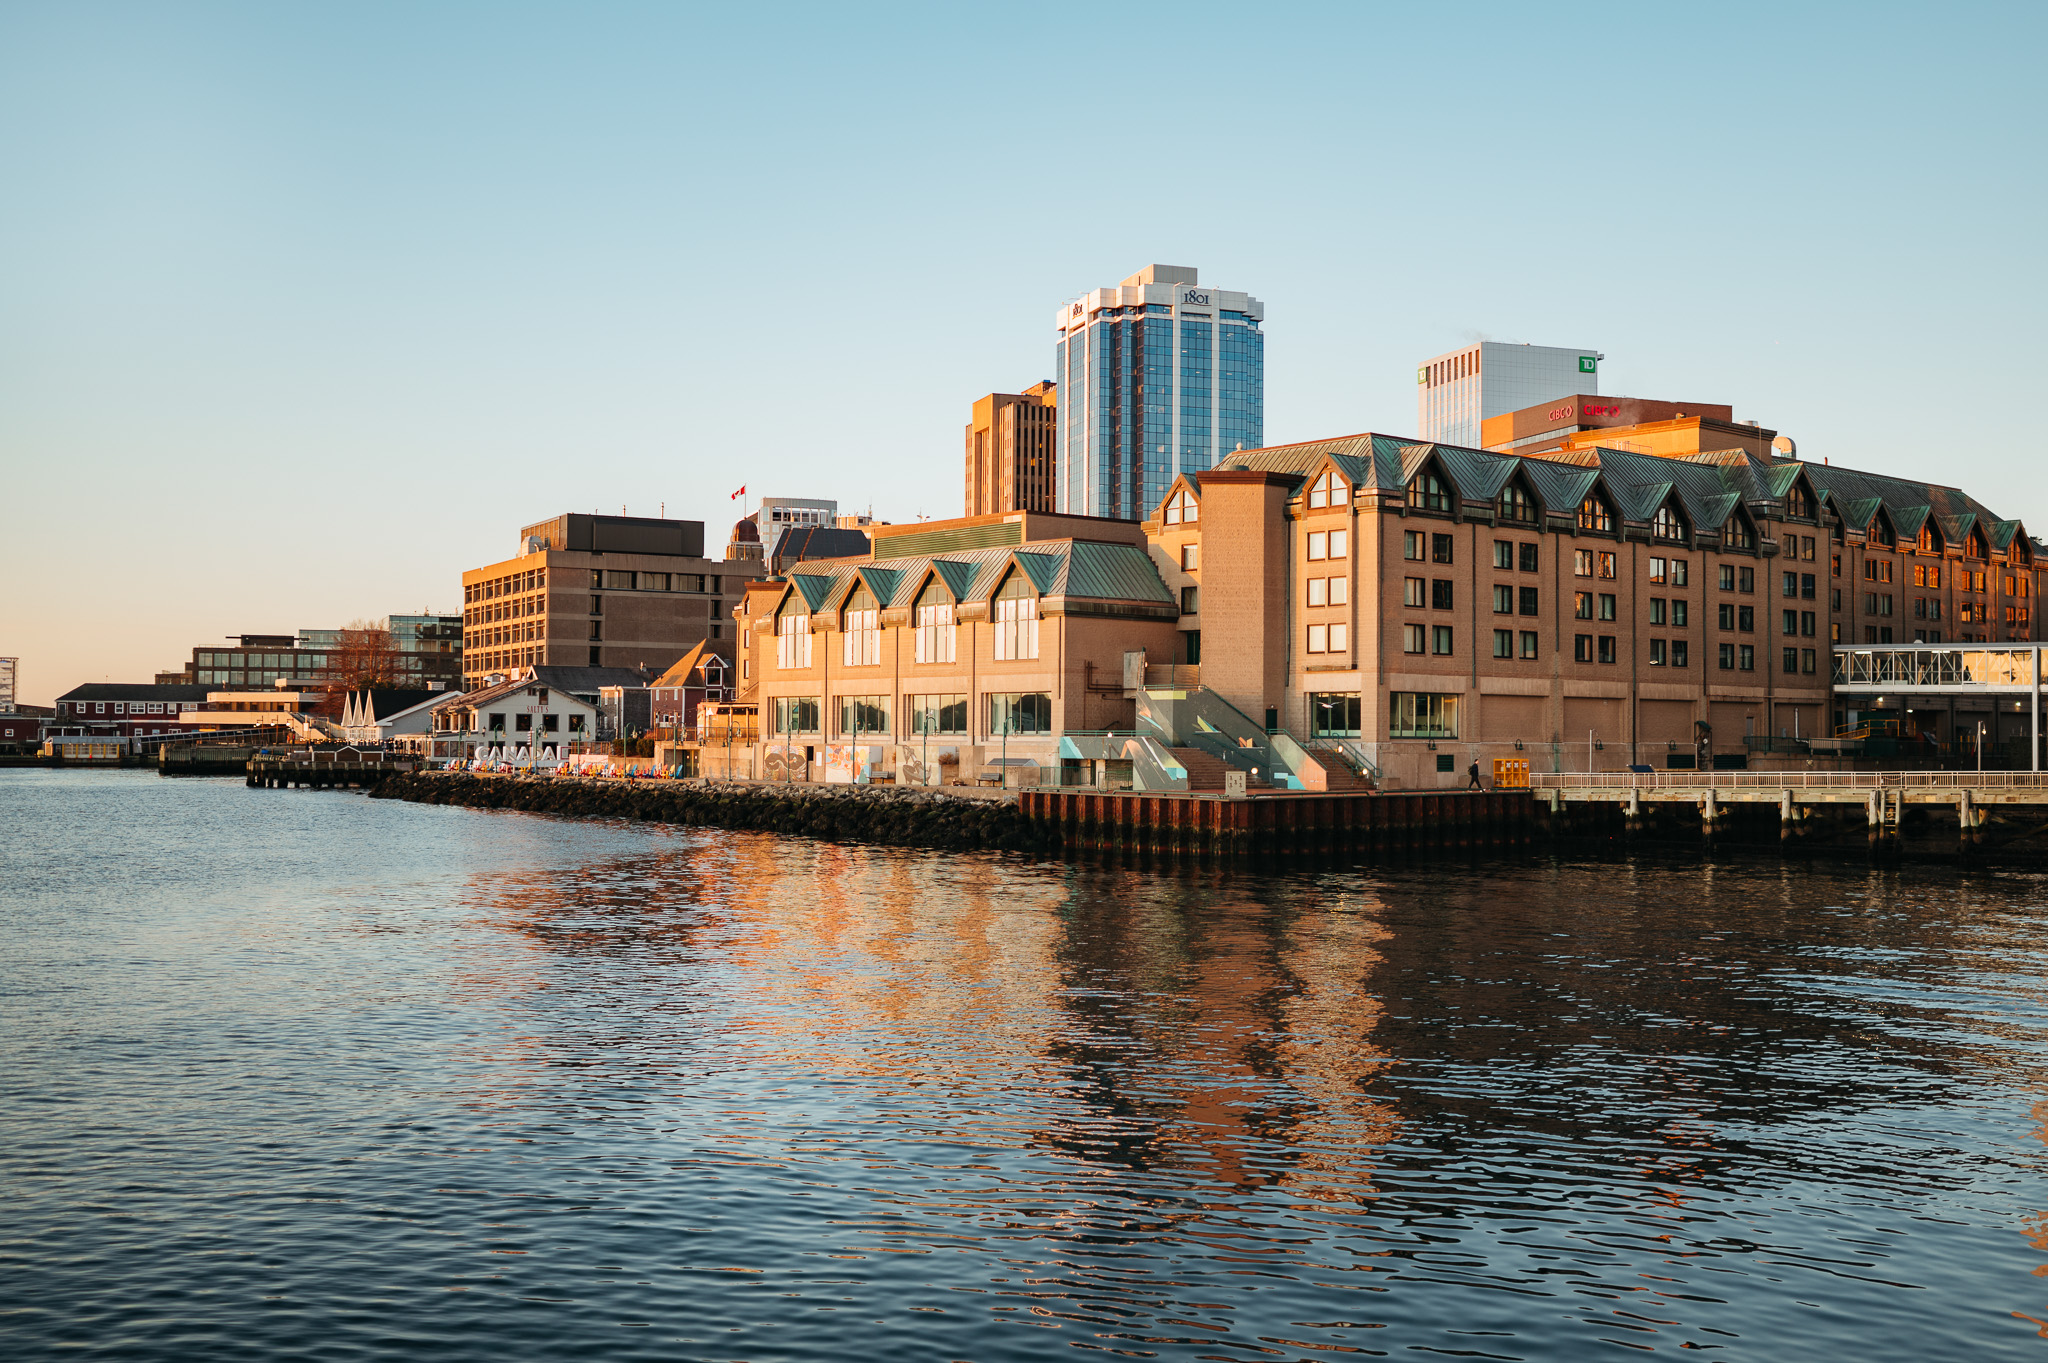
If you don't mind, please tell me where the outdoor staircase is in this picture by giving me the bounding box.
[1170,747,1249,791]
[1306,743,1376,792]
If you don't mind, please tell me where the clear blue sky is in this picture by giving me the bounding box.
[3,1,2043,704]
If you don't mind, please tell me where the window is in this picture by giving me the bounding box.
[1389,692,1458,738]
[842,586,880,666]
[1520,630,1539,659]
[1329,623,1349,652]
[1180,544,1198,572]
[1801,611,1815,637]
[1801,648,1816,674]
[1163,488,1198,524]
[772,696,820,734]
[1739,645,1755,671]
[1719,642,1736,670]
[1493,628,1515,658]
[1496,483,1536,523]
[1650,598,1667,626]
[1781,571,1797,598]
[1575,592,1593,619]
[1788,484,1814,518]
[1739,606,1754,631]
[1650,557,1667,584]
[1598,593,1616,621]
[837,695,889,735]
[1671,599,1688,627]
[987,692,1051,735]
[1310,693,1361,738]
[1329,529,1349,558]
[1308,531,1327,560]
[1599,552,1617,579]
[1328,576,1347,606]
[1403,623,1426,654]
[1724,514,1756,551]
[1181,585,1200,614]
[1408,471,1450,512]
[1719,564,1736,591]
[1494,540,1514,570]
[1432,579,1455,610]
[1672,641,1689,668]
[1308,624,1328,653]
[1578,495,1613,533]
[993,575,1039,660]
[1879,594,1893,617]
[1520,542,1540,572]
[1782,609,1798,636]
[775,610,812,669]
[907,694,967,735]
[1739,567,1754,592]
[1574,634,1593,662]
[1519,586,1539,616]
[1494,585,1514,614]
[1310,579,1329,607]
[1431,534,1453,564]
[1575,550,1594,578]
[914,586,956,663]
[1652,505,1686,541]
[1782,647,1800,675]
[1650,639,1667,666]
[1432,625,1454,655]
[1598,635,1617,664]
[1404,530,1425,561]
[1670,559,1689,586]
[604,570,635,590]
[1307,469,1345,509]
[1404,577,1426,608]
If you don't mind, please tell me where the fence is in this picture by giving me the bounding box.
[1531,770,2048,792]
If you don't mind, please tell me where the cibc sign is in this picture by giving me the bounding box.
[1549,402,1622,422]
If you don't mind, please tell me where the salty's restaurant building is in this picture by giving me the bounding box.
[732,435,2043,789]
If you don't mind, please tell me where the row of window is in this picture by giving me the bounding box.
[60,701,199,716]
[769,692,1054,737]
[468,568,546,604]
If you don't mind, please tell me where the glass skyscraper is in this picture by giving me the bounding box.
[1054,265,1264,521]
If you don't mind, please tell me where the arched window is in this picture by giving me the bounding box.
[1577,494,1613,534]
[1496,482,1536,523]
[914,580,955,664]
[775,603,812,670]
[1307,470,1345,510]
[841,585,879,667]
[1652,503,1686,541]
[993,574,1039,661]
[1723,512,1756,551]
[1408,470,1450,513]
[1163,488,1199,525]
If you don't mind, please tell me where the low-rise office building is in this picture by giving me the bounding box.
[51,684,212,747]
[427,673,598,765]
[462,513,764,687]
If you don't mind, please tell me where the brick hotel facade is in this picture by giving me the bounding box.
[732,435,2042,788]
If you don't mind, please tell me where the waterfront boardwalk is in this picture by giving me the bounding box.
[1531,769,2048,852]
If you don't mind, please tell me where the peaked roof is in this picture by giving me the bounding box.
[775,537,1174,614]
[348,688,443,721]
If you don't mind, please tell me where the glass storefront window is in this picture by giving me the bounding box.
[1389,692,1459,739]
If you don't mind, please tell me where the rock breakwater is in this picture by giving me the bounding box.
[369,772,1049,853]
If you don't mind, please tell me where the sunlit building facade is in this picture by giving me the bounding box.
[1055,265,1263,521]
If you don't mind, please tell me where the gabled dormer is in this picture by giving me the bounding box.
[1650,492,1690,544]
[1494,467,1541,526]
[1157,478,1201,527]
[1721,504,1759,552]
[1575,482,1619,536]
[1404,454,1457,516]
[1303,463,1350,512]
[1869,505,1898,549]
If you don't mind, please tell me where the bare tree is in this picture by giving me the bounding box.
[317,618,402,714]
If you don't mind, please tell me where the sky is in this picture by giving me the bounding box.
[3,1,2044,705]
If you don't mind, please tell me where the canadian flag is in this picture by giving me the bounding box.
[730,485,746,500]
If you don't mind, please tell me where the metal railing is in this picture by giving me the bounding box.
[1532,770,2048,791]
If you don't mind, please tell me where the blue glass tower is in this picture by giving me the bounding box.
[1054,265,1263,521]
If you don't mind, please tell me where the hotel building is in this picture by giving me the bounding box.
[1418,342,1603,447]
[732,434,2043,789]
[1055,265,1263,521]
[461,512,764,687]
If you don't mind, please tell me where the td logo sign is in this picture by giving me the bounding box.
[1578,355,1598,374]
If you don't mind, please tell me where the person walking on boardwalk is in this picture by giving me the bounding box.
[1467,759,1483,791]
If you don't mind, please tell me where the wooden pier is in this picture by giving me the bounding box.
[1018,788,1532,858]
[247,748,420,789]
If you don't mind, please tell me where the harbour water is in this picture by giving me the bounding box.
[5,766,2048,1359]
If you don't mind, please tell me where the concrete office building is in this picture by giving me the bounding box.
[1055,265,1264,521]
[0,657,15,712]
[965,381,1057,516]
[1418,342,1603,448]
[461,512,763,687]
